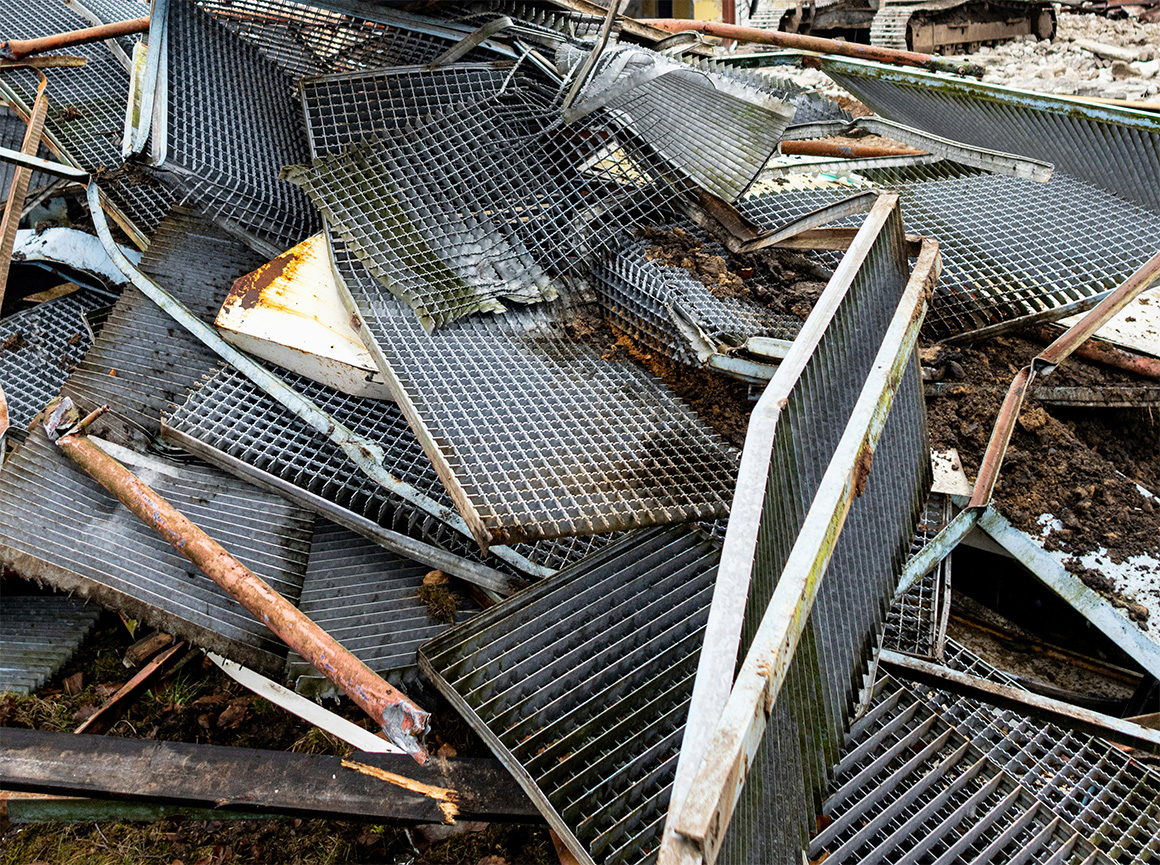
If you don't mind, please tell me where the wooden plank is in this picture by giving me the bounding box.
[0,728,539,824]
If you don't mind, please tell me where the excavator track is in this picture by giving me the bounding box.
[869,0,1056,54]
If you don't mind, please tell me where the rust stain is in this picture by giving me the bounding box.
[226,245,306,311]
[853,445,875,497]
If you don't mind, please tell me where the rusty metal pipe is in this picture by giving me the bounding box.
[637,19,986,77]
[1032,327,1160,380]
[0,17,149,61]
[47,402,430,760]
[781,139,926,159]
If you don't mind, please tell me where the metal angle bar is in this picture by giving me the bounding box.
[123,0,168,159]
[879,650,1160,755]
[737,191,878,253]
[83,182,546,580]
[663,236,937,865]
[665,193,902,829]
[0,70,49,308]
[894,507,978,599]
[427,16,512,68]
[976,507,1160,680]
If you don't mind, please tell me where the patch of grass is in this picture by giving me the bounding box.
[290,725,348,756]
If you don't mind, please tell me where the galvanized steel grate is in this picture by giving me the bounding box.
[0,1,175,239]
[819,58,1160,213]
[0,290,105,432]
[329,232,738,547]
[0,593,102,695]
[0,107,51,208]
[161,0,319,252]
[810,672,1114,865]
[691,59,852,127]
[421,524,722,865]
[287,519,480,693]
[0,431,313,673]
[442,0,605,46]
[882,493,953,660]
[741,168,1160,340]
[163,361,615,575]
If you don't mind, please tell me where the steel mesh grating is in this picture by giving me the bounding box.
[0,107,51,207]
[591,227,804,366]
[163,0,319,252]
[0,430,313,673]
[0,593,102,695]
[691,58,852,127]
[0,0,175,237]
[0,290,106,432]
[61,207,265,449]
[421,525,722,865]
[882,493,953,660]
[163,361,615,575]
[809,672,1113,865]
[330,232,738,547]
[286,519,480,691]
[192,0,483,79]
[820,59,1160,213]
[741,168,1160,340]
[441,0,606,46]
[557,43,795,204]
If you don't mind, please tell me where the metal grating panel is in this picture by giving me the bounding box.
[0,0,175,238]
[286,519,480,690]
[882,493,953,661]
[61,208,265,449]
[0,290,106,432]
[330,232,738,548]
[741,168,1160,340]
[820,58,1160,213]
[934,640,1160,863]
[697,59,852,127]
[421,525,722,865]
[809,673,1113,865]
[163,360,617,576]
[441,0,605,46]
[0,593,102,695]
[557,43,795,204]
[0,107,51,208]
[193,0,482,78]
[162,0,319,253]
[591,227,803,366]
[0,431,313,674]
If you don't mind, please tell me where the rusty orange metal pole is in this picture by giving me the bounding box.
[0,69,49,310]
[781,140,926,159]
[44,398,430,761]
[1,17,149,61]
[1032,326,1160,380]
[638,19,986,77]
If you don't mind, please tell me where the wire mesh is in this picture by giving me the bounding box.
[162,0,319,252]
[692,59,852,127]
[0,429,314,673]
[0,290,106,432]
[286,519,481,693]
[0,107,52,208]
[0,0,175,237]
[440,0,606,47]
[741,167,1160,340]
[329,231,738,547]
[882,493,953,660]
[0,593,102,695]
[558,43,795,204]
[421,525,722,865]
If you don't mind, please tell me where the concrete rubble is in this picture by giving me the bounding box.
[0,0,1158,862]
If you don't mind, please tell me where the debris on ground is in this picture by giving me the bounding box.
[1,0,1159,863]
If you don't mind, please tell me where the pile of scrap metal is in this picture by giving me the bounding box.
[1,0,1158,862]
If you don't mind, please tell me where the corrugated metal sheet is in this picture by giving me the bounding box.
[0,431,313,673]
[421,525,721,865]
[0,593,102,695]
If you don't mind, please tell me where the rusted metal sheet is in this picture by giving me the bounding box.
[216,234,394,401]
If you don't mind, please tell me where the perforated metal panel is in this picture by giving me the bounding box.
[161,0,319,252]
[0,290,105,432]
[330,232,738,547]
[810,673,1113,865]
[0,0,175,237]
[819,57,1160,213]
[421,525,721,865]
[287,519,480,691]
[741,167,1160,340]
[0,431,313,673]
[0,593,102,695]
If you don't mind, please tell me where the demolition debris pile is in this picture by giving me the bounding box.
[1,1,1159,864]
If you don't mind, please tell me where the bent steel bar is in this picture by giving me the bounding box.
[661,202,939,865]
[84,182,550,580]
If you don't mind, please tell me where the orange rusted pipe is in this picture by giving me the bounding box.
[1,17,149,61]
[638,19,985,77]
[1033,326,1160,380]
[781,140,926,159]
[46,401,430,760]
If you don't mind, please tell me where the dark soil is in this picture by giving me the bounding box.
[923,335,1160,564]
[2,331,26,352]
[635,226,827,320]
